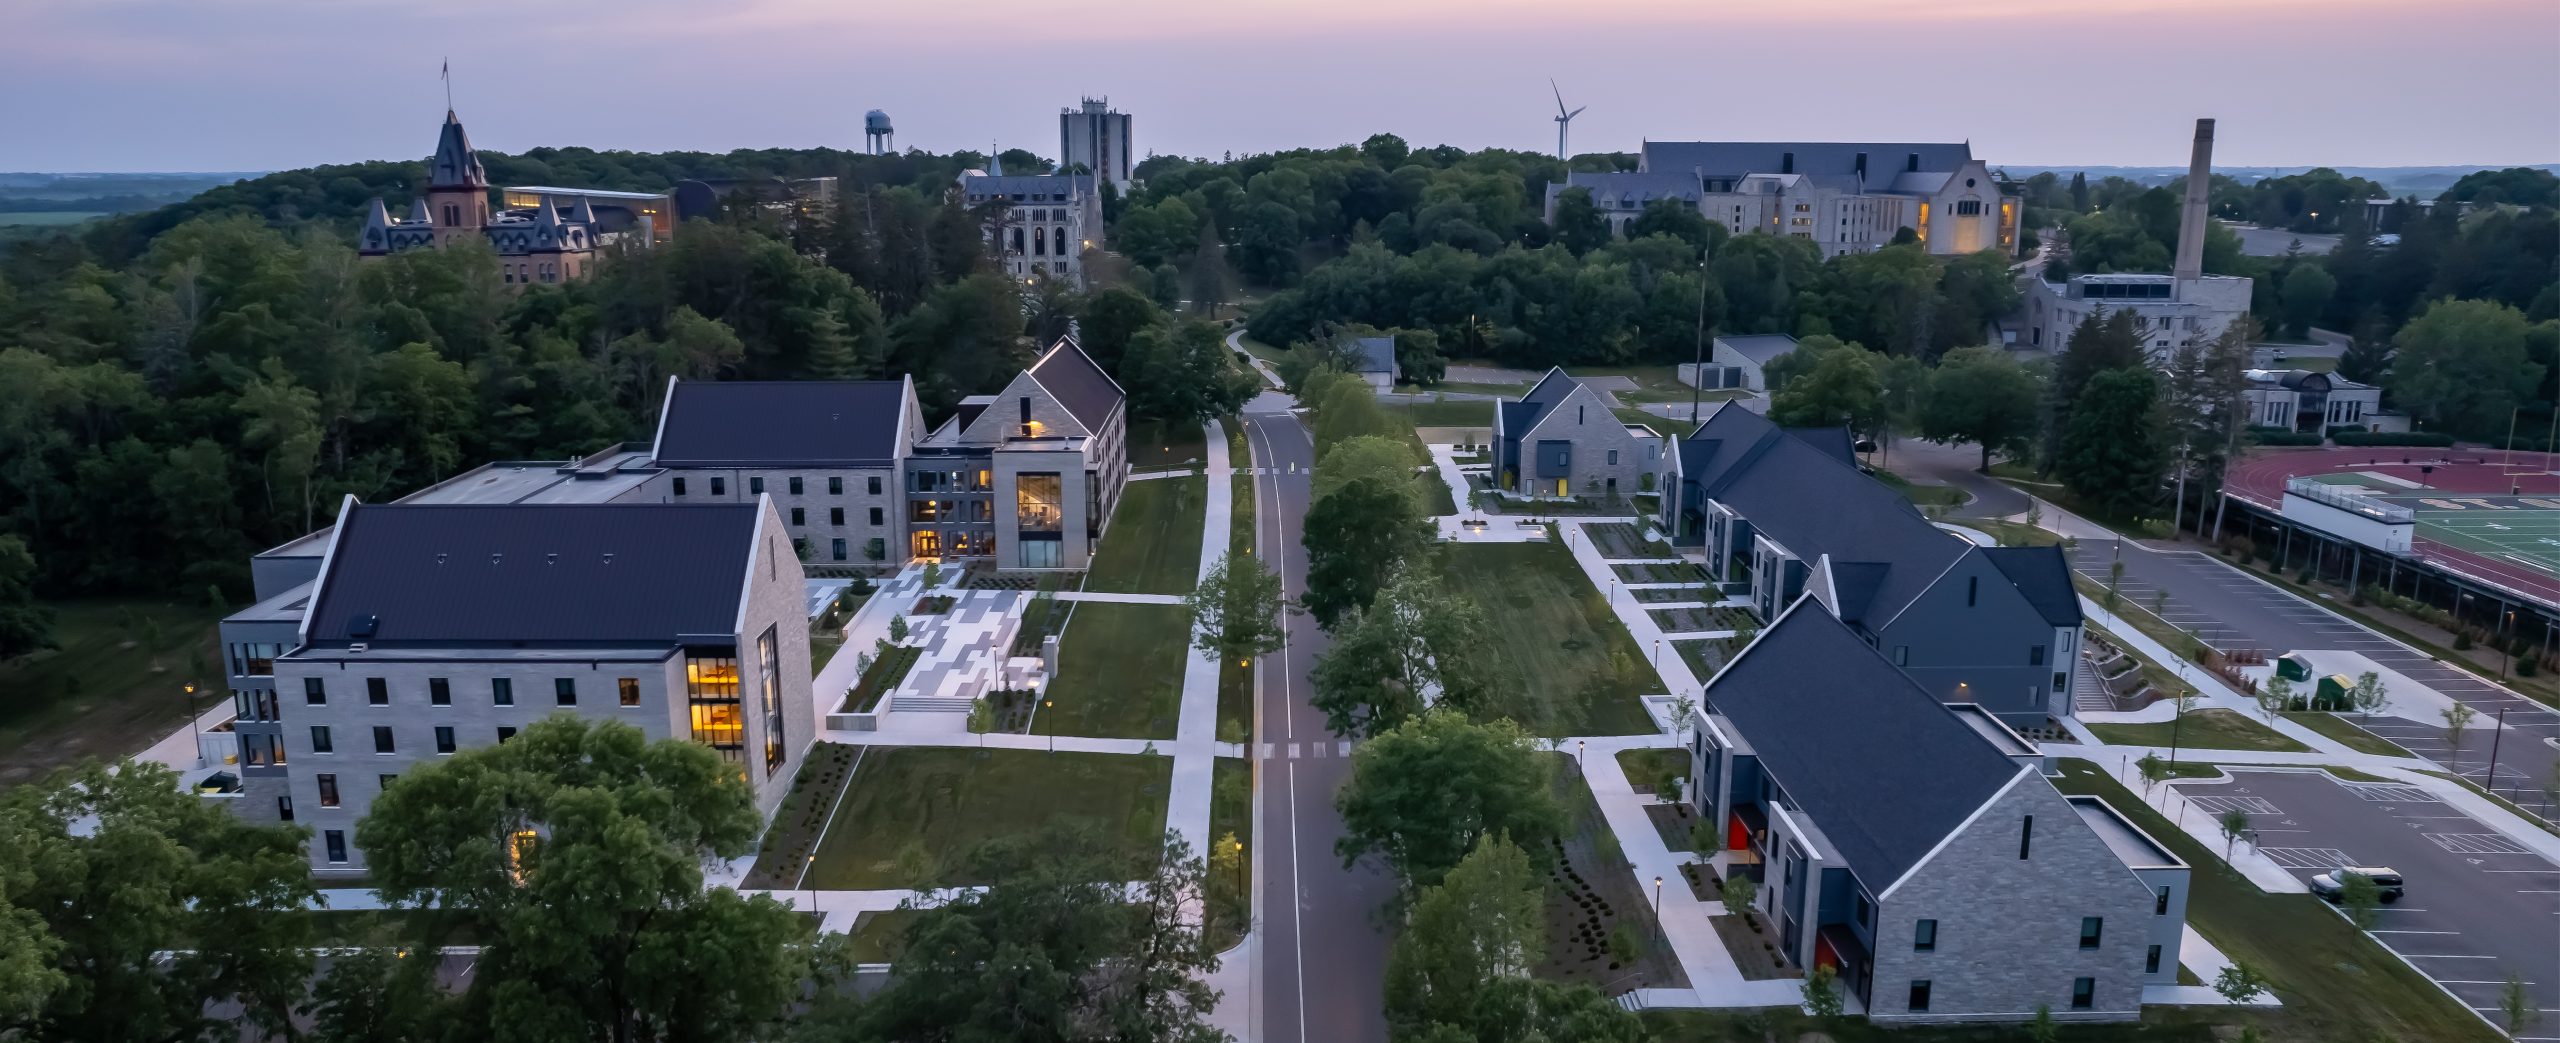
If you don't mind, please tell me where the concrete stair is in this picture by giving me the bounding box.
[2073,655,2119,714]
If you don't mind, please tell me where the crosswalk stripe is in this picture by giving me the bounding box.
[1286,742,1300,759]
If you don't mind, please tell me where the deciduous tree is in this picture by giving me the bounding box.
[1302,476,1433,629]
[1310,568,1503,737]
[2388,298,2544,437]
[2056,367,2166,519]
[1186,551,1289,665]
[1919,345,2042,471]
[1336,711,1560,894]
[1384,835,1545,1034]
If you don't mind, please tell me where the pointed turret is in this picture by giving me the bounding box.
[987,145,1003,177]
[568,194,596,226]
[406,197,431,224]
[358,198,394,255]
[428,109,488,190]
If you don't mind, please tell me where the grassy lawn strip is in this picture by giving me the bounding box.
[1614,748,1687,795]
[1126,417,1209,472]
[2325,765,2396,783]
[2078,574,2215,662]
[1874,468,1968,508]
[1976,519,2062,547]
[843,645,921,714]
[1042,603,1189,740]
[0,598,230,785]
[1205,757,1251,952]
[1438,543,1661,737]
[1383,398,1494,431]
[1617,407,1693,438]
[2084,708,2309,753]
[2283,712,2414,757]
[806,747,1171,891]
[2053,759,2499,1043]
[1086,477,1206,595]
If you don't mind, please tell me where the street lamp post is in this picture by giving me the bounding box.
[182,682,201,768]
[805,853,817,913]
[1654,875,1665,910]
[1044,699,1055,753]
[1577,739,1586,769]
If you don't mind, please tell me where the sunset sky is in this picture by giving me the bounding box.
[6,0,2555,172]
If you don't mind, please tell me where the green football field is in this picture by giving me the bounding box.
[2301,472,2560,577]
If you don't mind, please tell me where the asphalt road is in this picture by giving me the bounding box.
[1877,437,2034,520]
[1241,403,1396,1043]
[2068,537,2560,822]
[2196,770,2560,1032]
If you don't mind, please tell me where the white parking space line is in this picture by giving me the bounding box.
[2370,929,2463,935]
[2259,846,2357,868]
[2189,795,2284,815]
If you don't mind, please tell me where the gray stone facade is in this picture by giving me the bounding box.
[1868,779,2158,1023]
[1503,380,1663,500]
[631,466,906,567]
[1872,552,2077,725]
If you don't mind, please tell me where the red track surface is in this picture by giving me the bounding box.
[2224,446,2560,608]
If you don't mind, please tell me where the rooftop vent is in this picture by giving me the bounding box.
[349,614,379,639]
[490,552,503,565]
[602,552,616,565]
[434,552,447,565]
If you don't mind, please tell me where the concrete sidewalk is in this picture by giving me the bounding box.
[1560,519,1709,700]
[1165,417,1234,861]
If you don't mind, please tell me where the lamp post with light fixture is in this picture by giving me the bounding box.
[182,682,201,767]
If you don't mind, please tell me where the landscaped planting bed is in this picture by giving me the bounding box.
[1632,585,1715,604]
[1674,637,1750,679]
[975,688,1037,733]
[842,645,922,714]
[963,567,1080,591]
[742,743,863,889]
[1612,562,1705,584]
[1711,911,1800,981]
[1585,522,1670,560]
[910,595,955,614]
[1011,593,1070,657]
[1534,756,1687,994]
[1647,606,1755,634]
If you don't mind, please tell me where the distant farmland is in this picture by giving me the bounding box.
[0,211,104,226]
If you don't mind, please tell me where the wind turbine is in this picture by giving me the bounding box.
[1550,79,1586,161]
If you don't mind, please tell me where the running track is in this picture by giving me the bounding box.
[2223,446,2560,608]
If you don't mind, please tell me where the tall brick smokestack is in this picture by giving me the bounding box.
[2174,118,2214,282]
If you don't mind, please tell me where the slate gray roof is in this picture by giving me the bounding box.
[1716,333,1800,366]
[654,380,907,467]
[961,173,1094,199]
[1555,171,1706,206]
[1499,401,1539,441]
[303,503,760,647]
[1982,546,2084,628]
[1641,141,1974,179]
[1681,405,1966,626]
[1027,339,1123,432]
[1521,367,1578,409]
[1779,426,1856,469]
[1706,602,2027,888]
[1352,336,1397,376]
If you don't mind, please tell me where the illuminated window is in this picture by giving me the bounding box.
[759,626,785,776]
[686,648,745,765]
[509,829,541,883]
[1017,472,1064,532]
[618,677,640,707]
[317,773,339,808]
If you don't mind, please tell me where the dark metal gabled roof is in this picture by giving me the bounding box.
[304,503,760,647]
[654,379,908,467]
[1706,601,2026,888]
[1027,338,1123,433]
[1981,546,2084,629]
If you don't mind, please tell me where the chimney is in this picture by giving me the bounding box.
[1906,152,1920,173]
[1780,151,1795,175]
[1854,152,1868,182]
[2174,118,2215,282]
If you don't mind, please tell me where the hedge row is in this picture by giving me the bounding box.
[2246,429,2323,447]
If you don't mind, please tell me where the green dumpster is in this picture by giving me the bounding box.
[2315,673,2353,712]
[2275,653,2314,683]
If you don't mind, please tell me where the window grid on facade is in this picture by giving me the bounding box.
[324,830,348,864]
[1913,919,1937,951]
[1907,980,1930,1012]
[686,648,746,765]
[2079,917,2103,949]
[2071,977,2095,1009]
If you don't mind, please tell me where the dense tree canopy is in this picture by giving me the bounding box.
[1335,711,1560,895]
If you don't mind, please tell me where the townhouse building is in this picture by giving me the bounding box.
[1665,403,2083,724]
[1490,369,1666,502]
[1691,603,2189,1023]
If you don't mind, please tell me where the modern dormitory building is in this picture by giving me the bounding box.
[1691,603,2189,1023]
[1664,403,2083,725]
[256,498,811,872]
[643,336,1125,570]
[1489,368,1665,501]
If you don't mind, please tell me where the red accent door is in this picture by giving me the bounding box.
[1814,934,1841,973]
[1726,813,1749,851]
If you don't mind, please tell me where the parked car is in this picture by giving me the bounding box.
[2310,867,2404,903]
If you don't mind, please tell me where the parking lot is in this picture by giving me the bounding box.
[2070,539,2560,821]
[2183,769,2560,1035]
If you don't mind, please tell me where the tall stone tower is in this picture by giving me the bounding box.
[424,109,490,245]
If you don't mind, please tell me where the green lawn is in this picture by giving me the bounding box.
[1206,757,1251,951]
[1618,408,1694,437]
[805,747,1171,890]
[1042,603,1191,740]
[1126,417,1209,472]
[2283,712,2414,757]
[2084,708,2310,753]
[1615,748,1688,795]
[1437,542,1661,736]
[1874,468,1968,508]
[1086,477,1206,595]
[2053,759,2501,1043]
[0,598,231,787]
[1382,398,1496,431]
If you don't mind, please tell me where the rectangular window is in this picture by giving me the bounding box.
[372,726,394,754]
[2030,644,2047,666]
[492,677,514,706]
[2071,977,2095,1009]
[788,476,804,496]
[319,776,344,811]
[830,507,845,526]
[2020,815,2033,859]
[434,726,456,754]
[869,507,883,526]
[750,477,764,495]
[1017,472,1064,532]
[1607,449,1618,465]
[366,677,389,706]
[1907,980,1931,1013]
[686,647,745,765]
[311,726,334,754]
[1966,576,1978,606]
[832,538,847,561]
[1914,919,1937,952]
[829,477,844,496]
[497,726,517,743]
[710,476,726,496]
[2155,886,2171,915]
[791,507,805,526]
[429,677,451,705]
[278,796,293,821]
[2145,944,2163,974]
[673,477,687,496]
[324,830,348,864]
[555,678,576,706]
[759,625,785,776]
[1894,645,1909,666]
[619,677,640,706]
[304,677,327,704]
[2080,917,2103,949]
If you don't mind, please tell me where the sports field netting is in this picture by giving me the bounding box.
[2300,473,2560,581]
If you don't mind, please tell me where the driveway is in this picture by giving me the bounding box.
[2191,769,2559,1030]
[2064,538,2560,823]
[1877,437,2033,520]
